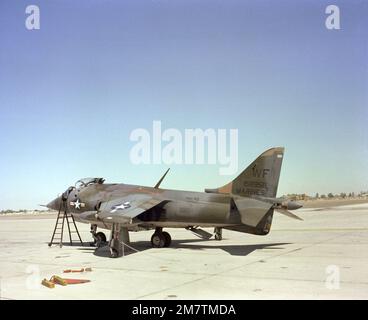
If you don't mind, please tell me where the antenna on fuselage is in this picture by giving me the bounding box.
[154,168,170,189]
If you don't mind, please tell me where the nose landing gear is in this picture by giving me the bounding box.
[90,224,107,247]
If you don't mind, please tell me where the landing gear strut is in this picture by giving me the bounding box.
[109,223,130,258]
[90,224,107,247]
[214,227,223,240]
[151,227,171,248]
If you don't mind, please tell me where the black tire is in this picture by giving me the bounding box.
[151,233,165,248]
[96,232,107,243]
[162,231,172,247]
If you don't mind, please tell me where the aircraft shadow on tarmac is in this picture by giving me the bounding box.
[69,240,292,258]
[171,241,291,256]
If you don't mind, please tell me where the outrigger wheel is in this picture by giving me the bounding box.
[214,227,223,240]
[151,228,171,248]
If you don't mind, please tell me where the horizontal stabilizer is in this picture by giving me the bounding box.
[275,209,303,220]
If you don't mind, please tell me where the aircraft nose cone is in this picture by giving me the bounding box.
[47,197,61,211]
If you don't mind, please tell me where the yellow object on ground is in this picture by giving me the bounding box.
[41,278,55,289]
[50,275,68,286]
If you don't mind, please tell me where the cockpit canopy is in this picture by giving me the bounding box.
[75,177,105,189]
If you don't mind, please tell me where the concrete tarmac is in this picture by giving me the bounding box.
[0,204,367,299]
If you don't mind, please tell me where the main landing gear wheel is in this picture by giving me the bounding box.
[151,233,165,248]
[151,231,172,248]
[162,231,171,247]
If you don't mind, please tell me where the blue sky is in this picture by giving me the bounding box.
[0,0,367,209]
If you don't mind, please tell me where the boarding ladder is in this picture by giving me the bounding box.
[48,200,83,247]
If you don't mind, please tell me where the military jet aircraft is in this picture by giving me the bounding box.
[47,147,302,257]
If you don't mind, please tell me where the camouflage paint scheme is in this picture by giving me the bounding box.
[47,147,302,257]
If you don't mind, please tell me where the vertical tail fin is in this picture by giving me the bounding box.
[206,147,284,198]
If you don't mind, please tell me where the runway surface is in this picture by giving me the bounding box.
[0,204,367,299]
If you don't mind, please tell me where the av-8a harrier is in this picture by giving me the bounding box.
[47,147,302,257]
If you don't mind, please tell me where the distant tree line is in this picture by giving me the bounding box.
[285,191,368,200]
[0,209,51,214]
